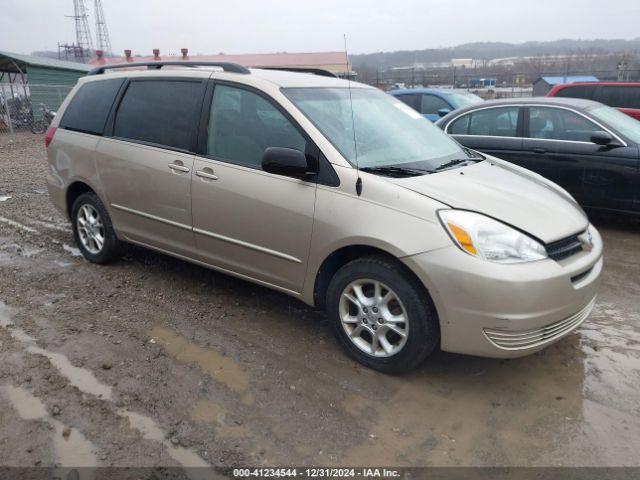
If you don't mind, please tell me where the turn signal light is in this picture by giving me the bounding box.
[447,222,477,255]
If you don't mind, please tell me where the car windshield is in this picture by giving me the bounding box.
[283,87,466,171]
[444,92,484,108]
[589,105,640,144]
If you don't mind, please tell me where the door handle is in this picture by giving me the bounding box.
[195,168,218,180]
[531,147,547,154]
[168,163,190,173]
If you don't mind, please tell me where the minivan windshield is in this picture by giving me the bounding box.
[589,105,640,144]
[283,87,468,172]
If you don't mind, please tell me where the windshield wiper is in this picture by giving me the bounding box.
[360,166,434,177]
[434,158,479,172]
[462,147,485,160]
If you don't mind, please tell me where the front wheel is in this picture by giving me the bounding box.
[71,192,122,264]
[326,255,439,374]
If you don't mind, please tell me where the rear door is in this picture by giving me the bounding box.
[191,82,317,293]
[522,105,638,211]
[96,77,206,258]
[445,106,524,163]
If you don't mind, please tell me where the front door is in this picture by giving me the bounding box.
[191,83,317,293]
[96,78,205,257]
[521,106,638,211]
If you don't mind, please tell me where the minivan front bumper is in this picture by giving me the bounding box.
[402,224,602,358]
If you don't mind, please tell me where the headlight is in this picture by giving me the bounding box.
[438,210,547,263]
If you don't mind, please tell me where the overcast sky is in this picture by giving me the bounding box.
[2,0,639,56]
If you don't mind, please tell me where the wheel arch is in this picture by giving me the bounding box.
[311,244,433,313]
[65,180,98,220]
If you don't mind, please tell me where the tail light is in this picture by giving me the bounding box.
[45,127,57,148]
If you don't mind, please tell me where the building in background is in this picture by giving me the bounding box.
[532,75,599,96]
[89,49,353,77]
[0,50,90,129]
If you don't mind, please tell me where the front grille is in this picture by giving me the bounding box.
[546,234,583,261]
[483,297,596,350]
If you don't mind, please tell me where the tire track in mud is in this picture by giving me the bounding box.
[0,301,212,475]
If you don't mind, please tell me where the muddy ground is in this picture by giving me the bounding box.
[1,133,639,473]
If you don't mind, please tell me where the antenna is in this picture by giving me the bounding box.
[344,34,362,196]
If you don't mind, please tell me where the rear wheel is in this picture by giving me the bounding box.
[71,192,122,264]
[326,255,439,373]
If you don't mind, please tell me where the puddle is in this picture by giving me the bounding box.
[63,244,82,257]
[1,384,98,469]
[26,345,113,400]
[150,326,250,395]
[0,195,11,202]
[0,307,112,400]
[0,216,39,234]
[118,409,210,468]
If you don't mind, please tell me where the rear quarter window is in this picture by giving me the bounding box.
[113,80,203,151]
[59,78,124,135]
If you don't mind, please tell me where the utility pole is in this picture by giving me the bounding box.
[94,0,112,55]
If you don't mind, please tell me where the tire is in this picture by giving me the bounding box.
[71,192,122,264]
[326,255,439,374]
[30,120,46,134]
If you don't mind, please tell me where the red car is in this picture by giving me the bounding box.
[547,82,640,120]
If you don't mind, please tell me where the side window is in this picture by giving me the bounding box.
[448,114,470,134]
[420,94,450,115]
[528,107,599,142]
[207,85,306,169]
[467,107,519,137]
[554,85,596,101]
[60,78,124,135]
[600,86,640,109]
[113,80,202,151]
[394,94,420,111]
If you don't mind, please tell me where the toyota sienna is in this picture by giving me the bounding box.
[45,62,602,373]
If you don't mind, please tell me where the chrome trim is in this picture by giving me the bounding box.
[444,104,627,147]
[193,228,302,264]
[112,203,301,264]
[122,236,301,297]
[483,296,596,351]
[111,204,192,231]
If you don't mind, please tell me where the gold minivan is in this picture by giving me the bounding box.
[45,62,602,372]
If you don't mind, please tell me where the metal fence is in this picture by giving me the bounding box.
[0,83,73,140]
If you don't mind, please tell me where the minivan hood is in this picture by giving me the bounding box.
[390,160,588,243]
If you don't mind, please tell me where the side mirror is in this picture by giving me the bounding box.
[262,147,313,180]
[590,131,614,146]
[438,108,452,118]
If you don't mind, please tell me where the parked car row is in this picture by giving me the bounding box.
[436,97,640,215]
[389,83,640,215]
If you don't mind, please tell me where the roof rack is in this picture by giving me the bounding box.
[260,67,338,78]
[87,61,251,76]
